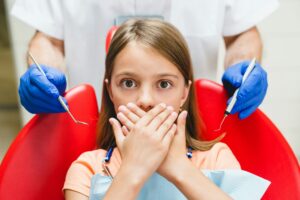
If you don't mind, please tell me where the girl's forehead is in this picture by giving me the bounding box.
[112,43,183,78]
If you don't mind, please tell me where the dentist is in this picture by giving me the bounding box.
[12,0,278,119]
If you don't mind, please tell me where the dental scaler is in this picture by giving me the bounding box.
[215,57,256,132]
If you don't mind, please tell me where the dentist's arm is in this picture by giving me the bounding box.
[28,31,65,71]
[19,31,68,113]
[224,26,262,67]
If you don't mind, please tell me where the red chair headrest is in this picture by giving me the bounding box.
[105,26,118,54]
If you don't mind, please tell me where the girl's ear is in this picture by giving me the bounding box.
[180,80,192,108]
[105,79,114,100]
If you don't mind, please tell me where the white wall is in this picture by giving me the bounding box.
[5,0,34,125]
[5,0,300,157]
[258,0,300,157]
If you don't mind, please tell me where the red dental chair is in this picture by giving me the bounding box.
[0,80,299,200]
[0,84,99,200]
[195,80,300,200]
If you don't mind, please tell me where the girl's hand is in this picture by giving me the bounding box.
[109,103,178,182]
[157,110,188,180]
[117,103,189,181]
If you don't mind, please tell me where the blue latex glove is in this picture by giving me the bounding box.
[222,60,268,119]
[18,64,68,113]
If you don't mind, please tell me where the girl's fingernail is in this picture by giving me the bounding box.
[167,106,174,111]
[171,112,178,117]
[118,105,126,112]
[117,113,124,121]
[127,102,134,108]
[109,118,114,124]
[182,111,188,119]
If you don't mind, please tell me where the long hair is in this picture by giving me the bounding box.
[97,19,221,151]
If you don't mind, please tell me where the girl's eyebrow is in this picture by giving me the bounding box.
[115,72,179,79]
[157,73,179,79]
[115,72,137,78]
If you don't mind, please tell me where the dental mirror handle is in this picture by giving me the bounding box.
[28,52,88,125]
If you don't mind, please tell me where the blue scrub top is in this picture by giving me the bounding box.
[89,169,270,200]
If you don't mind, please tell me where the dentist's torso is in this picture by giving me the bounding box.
[60,0,225,103]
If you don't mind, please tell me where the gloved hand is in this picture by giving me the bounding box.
[18,64,68,113]
[222,60,268,119]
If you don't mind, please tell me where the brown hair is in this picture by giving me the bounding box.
[97,19,221,151]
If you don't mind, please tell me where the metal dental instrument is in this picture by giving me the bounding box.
[28,52,88,126]
[215,58,256,132]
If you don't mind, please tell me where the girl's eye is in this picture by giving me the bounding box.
[159,80,172,89]
[121,79,137,88]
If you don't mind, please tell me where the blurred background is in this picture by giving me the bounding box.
[0,0,299,161]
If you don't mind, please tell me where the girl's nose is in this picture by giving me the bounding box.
[136,87,155,112]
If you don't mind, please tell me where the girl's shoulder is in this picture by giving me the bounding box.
[74,148,122,175]
[191,142,241,170]
[63,148,121,196]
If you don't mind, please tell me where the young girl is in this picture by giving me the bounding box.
[63,19,269,200]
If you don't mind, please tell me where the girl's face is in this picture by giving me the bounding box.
[107,42,191,113]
